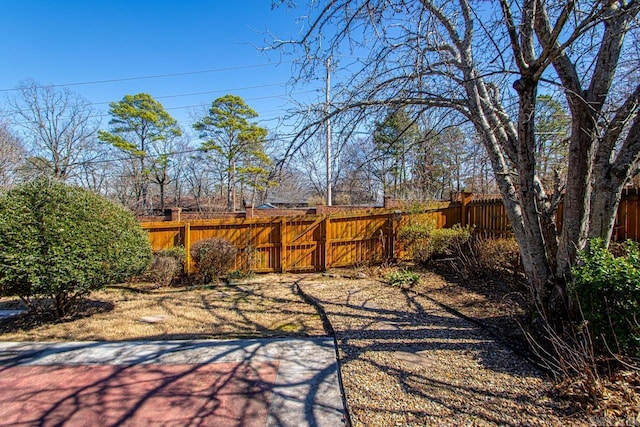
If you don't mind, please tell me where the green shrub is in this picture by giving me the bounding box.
[429,225,472,256]
[190,238,237,284]
[571,238,640,357]
[398,221,434,263]
[399,222,472,264]
[398,221,435,241]
[149,246,186,287]
[0,179,152,316]
[388,268,420,287]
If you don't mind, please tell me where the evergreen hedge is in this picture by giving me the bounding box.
[0,179,152,316]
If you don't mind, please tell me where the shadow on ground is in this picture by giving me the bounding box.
[0,281,325,341]
[297,276,573,426]
[0,338,345,427]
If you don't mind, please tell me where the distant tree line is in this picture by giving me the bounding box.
[1,78,552,214]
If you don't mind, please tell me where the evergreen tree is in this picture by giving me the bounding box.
[193,95,270,211]
[98,93,181,213]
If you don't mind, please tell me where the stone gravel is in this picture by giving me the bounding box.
[297,275,587,426]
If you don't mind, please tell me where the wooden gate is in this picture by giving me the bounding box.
[282,216,325,272]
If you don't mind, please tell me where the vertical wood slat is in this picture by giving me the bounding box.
[629,193,638,241]
[463,191,640,240]
[325,217,332,269]
[184,222,192,274]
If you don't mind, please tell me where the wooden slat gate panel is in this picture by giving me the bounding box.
[142,212,399,274]
[282,216,325,272]
[187,218,282,273]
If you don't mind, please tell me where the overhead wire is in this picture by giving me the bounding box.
[67,133,302,168]
[30,88,321,122]
[0,61,296,92]
[90,82,290,105]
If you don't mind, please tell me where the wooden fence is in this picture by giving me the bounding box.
[614,189,640,241]
[459,188,640,241]
[142,211,417,274]
[141,190,640,273]
[462,194,513,238]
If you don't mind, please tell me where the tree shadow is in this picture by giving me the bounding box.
[297,278,565,426]
[144,281,327,340]
[418,264,534,355]
[0,281,326,341]
[0,338,345,426]
[0,300,115,334]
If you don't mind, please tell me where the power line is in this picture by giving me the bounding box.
[69,134,301,167]
[81,89,320,121]
[91,82,291,105]
[0,61,295,92]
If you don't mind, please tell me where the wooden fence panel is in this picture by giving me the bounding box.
[464,198,512,238]
[615,190,640,241]
[463,190,640,242]
[327,213,393,267]
[144,221,186,251]
[142,212,399,274]
[441,204,462,228]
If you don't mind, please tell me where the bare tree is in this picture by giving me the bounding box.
[7,79,100,181]
[0,117,25,188]
[336,137,381,204]
[72,146,118,197]
[274,0,640,316]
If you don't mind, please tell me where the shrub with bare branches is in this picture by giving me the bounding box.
[190,238,237,284]
[149,247,186,287]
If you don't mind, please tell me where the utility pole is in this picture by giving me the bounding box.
[325,57,332,206]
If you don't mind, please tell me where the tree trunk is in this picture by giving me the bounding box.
[589,179,624,244]
[589,88,640,244]
[227,159,236,212]
[556,110,595,279]
[159,179,166,213]
[514,76,557,309]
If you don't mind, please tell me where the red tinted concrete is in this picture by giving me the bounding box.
[0,362,278,427]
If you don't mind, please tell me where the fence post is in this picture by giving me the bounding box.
[184,221,193,274]
[391,210,402,261]
[170,207,182,222]
[280,217,287,273]
[460,192,473,226]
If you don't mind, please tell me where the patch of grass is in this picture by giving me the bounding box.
[388,269,420,287]
[274,322,303,333]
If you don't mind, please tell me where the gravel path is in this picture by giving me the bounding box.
[297,275,585,426]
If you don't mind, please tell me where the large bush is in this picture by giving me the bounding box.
[0,179,152,316]
[572,239,640,357]
[190,237,237,284]
[399,221,472,264]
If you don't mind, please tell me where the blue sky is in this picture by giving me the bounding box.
[0,0,323,135]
